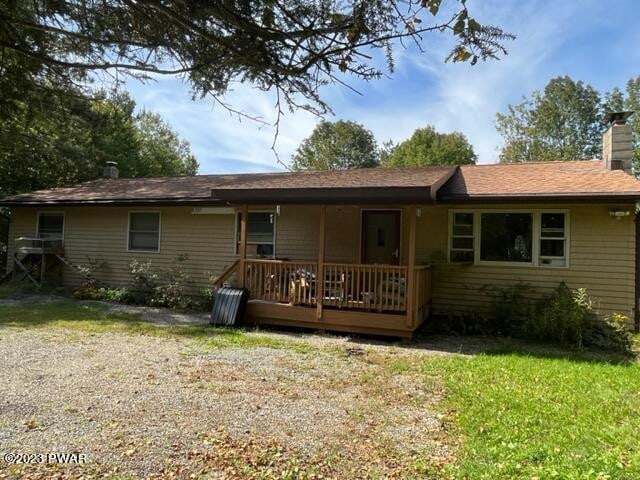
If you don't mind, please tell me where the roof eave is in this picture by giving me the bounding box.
[211,186,435,204]
[437,192,640,204]
[0,197,224,207]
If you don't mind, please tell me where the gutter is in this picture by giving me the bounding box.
[0,197,224,207]
[437,193,640,204]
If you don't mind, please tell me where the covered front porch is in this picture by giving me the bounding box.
[227,204,432,338]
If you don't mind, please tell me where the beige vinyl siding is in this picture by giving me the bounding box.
[5,208,38,273]
[8,206,236,289]
[6,202,636,322]
[275,206,319,260]
[417,203,636,320]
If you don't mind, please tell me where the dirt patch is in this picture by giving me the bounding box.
[0,328,452,479]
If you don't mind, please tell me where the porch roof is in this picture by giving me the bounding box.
[209,166,456,203]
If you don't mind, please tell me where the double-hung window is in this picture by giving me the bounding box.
[128,212,161,252]
[37,212,64,240]
[449,212,474,263]
[539,212,567,267]
[236,211,275,257]
[449,210,568,267]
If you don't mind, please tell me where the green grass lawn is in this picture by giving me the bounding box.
[1,300,639,479]
[421,352,640,479]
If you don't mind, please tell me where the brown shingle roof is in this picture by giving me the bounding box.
[438,160,640,201]
[0,166,457,205]
[2,160,639,206]
[0,176,230,206]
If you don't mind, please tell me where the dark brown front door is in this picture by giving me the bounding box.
[361,210,401,265]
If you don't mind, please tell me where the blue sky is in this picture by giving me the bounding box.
[125,0,640,173]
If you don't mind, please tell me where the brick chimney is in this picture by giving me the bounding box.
[103,161,119,179]
[602,111,634,173]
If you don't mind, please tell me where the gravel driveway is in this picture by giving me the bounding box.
[0,323,453,479]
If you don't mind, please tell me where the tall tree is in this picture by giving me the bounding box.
[496,76,603,163]
[0,88,198,198]
[0,86,198,269]
[381,126,476,167]
[0,1,513,117]
[134,111,198,177]
[291,120,378,171]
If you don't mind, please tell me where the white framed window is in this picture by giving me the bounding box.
[449,211,474,263]
[127,211,161,252]
[235,211,276,258]
[449,209,569,268]
[539,212,568,267]
[37,212,64,240]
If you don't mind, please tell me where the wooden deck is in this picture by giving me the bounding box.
[234,205,431,338]
[241,259,432,337]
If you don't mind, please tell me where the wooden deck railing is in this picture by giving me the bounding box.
[323,263,408,311]
[412,265,433,324]
[244,259,318,306]
[243,260,430,315]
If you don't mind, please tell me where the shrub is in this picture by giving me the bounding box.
[73,286,128,302]
[583,312,633,353]
[128,259,159,304]
[75,257,106,288]
[148,254,192,309]
[484,283,535,335]
[525,283,591,348]
[443,282,633,354]
[189,288,215,312]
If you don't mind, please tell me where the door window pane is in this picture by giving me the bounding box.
[480,213,532,262]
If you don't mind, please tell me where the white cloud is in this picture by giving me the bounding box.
[125,0,634,171]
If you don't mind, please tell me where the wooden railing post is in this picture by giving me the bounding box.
[316,206,326,320]
[237,205,248,288]
[406,206,417,328]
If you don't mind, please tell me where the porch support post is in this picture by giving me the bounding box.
[238,205,248,288]
[406,206,417,328]
[316,205,326,320]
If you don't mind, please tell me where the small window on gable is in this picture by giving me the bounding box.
[539,213,567,267]
[450,212,474,263]
[128,212,160,252]
[236,212,275,257]
[38,213,64,240]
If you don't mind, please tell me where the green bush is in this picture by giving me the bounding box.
[583,312,633,353]
[127,259,159,304]
[73,286,128,302]
[525,283,591,348]
[484,283,536,335]
[189,288,215,312]
[434,282,633,354]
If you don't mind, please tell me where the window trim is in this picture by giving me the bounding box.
[36,211,65,241]
[448,210,475,264]
[539,211,570,267]
[127,210,161,253]
[234,209,277,258]
[449,209,570,268]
